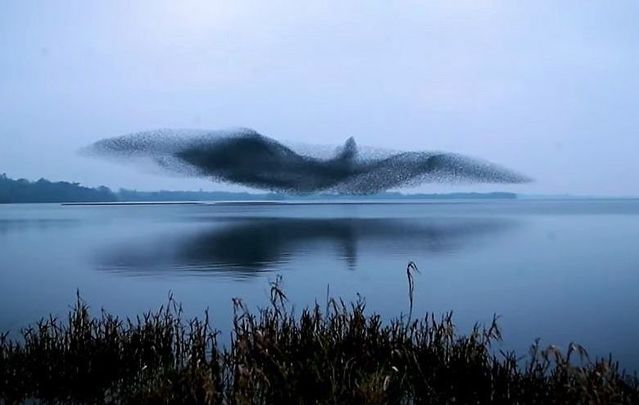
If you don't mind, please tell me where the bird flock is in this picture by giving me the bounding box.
[84,128,531,194]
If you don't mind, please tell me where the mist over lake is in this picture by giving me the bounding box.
[1,199,638,371]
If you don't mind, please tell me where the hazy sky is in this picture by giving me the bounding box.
[1,1,638,195]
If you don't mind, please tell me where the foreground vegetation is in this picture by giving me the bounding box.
[1,272,637,404]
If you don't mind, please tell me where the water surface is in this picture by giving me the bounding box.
[1,200,638,370]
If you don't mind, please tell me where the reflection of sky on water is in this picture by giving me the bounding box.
[95,217,517,278]
[0,218,80,234]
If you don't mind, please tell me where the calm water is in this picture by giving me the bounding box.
[1,200,639,370]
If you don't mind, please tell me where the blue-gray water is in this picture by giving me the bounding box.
[1,200,638,370]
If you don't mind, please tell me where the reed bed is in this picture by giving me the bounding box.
[1,269,638,404]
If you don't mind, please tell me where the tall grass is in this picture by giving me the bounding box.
[1,267,638,403]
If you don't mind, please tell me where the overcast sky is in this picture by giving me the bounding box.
[1,1,638,195]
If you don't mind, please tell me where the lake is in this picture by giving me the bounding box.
[1,200,638,371]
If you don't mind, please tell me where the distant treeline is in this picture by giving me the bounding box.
[118,189,517,201]
[0,174,117,203]
[0,174,516,203]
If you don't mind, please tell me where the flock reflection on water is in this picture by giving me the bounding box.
[95,216,517,278]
